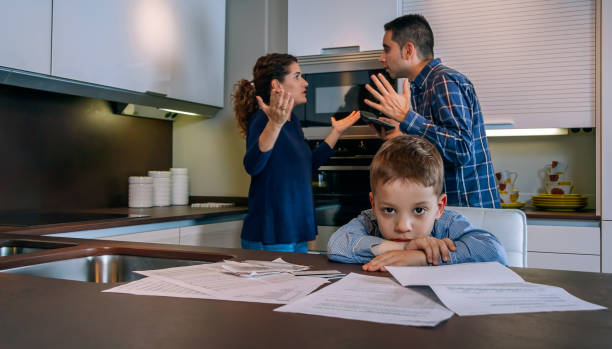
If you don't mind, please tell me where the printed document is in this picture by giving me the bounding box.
[386,262,605,316]
[430,282,607,316]
[386,262,524,286]
[275,273,453,327]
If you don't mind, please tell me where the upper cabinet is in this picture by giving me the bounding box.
[52,0,225,107]
[287,0,398,57]
[0,0,52,75]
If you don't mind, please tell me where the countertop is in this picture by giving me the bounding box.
[0,205,249,236]
[0,234,610,349]
[0,204,599,239]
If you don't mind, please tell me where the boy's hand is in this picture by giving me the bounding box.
[404,237,456,265]
[362,250,427,272]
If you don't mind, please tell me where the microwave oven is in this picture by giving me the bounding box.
[293,52,396,127]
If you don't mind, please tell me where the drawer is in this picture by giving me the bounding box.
[527,252,600,272]
[527,225,600,254]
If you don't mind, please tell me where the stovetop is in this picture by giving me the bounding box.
[0,211,144,227]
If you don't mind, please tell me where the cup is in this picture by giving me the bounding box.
[546,179,574,194]
[499,189,520,203]
[495,171,518,186]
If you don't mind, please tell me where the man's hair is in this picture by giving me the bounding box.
[384,14,434,59]
[370,135,444,195]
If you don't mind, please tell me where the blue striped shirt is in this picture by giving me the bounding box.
[327,209,507,266]
[400,58,500,208]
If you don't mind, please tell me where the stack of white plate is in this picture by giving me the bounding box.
[171,168,189,205]
[148,170,171,207]
[128,176,153,208]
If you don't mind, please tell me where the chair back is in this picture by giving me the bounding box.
[446,206,527,267]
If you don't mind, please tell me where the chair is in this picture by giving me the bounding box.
[446,206,527,267]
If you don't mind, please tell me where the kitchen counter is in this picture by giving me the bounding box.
[0,234,610,348]
[1,205,249,236]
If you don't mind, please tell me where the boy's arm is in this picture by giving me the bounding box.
[437,213,508,265]
[327,217,391,264]
[363,250,428,271]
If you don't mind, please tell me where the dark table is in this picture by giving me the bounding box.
[0,236,610,349]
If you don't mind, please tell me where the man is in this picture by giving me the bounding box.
[364,14,500,208]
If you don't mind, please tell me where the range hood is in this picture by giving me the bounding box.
[0,66,221,120]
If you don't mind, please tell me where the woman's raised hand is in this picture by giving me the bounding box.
[256,88,294,127]
[331,110,361,134]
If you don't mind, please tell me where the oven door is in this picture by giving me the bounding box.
[294,69,395,127]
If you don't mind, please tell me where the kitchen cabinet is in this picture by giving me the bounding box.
[287,0,397,56]
[100,227,180,245]
[0,0,52,74]
[51,0,225,107]
[601,0,612,272]
[179,220,243,249]
[526,223,601,272]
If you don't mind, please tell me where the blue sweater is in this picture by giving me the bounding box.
[241,110,334,244]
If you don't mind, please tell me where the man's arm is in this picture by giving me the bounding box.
[399,77,475,166]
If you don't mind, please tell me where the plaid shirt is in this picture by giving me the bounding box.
[400,58,500,208]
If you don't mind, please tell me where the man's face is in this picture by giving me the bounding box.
[379,31,408,79]
[370,179,445,242]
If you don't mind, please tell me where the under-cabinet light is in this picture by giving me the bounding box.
[158,108,200,116]
[485,128,568,137]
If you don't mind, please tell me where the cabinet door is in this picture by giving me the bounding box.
[603,221,612,273]
[180,220,243,248]
[0,0,51,74]
[288,0,397,56]
[100,227,180,245]
[52,0,224,106]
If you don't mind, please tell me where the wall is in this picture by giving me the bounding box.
[173,0,287,197]
[0,84,172,210]
[489,132,596,208]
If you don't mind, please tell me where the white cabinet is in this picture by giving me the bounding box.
[180,220,243,249]
[52,0,225,106]
[100,227,180,245]
[603,221,612,273]
[288,0,397,56]
[0,0,52,74]
[527,224,600,272]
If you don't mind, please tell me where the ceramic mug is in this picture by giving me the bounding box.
[546,179,574,194]
[495,170,518,187]
[499,189,520,203]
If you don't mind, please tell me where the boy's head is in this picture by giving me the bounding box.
[369,135,446,242]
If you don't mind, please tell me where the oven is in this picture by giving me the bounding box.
[296,51,392,251]
[293,51,396,127]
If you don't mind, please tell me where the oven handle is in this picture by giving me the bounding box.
[318,166,370,171]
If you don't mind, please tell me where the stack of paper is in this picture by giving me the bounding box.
[103,258,328,304]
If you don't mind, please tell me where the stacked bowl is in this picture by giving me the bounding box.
[148,170,172,207]
[171,168,189,205]
[128,176,153,208]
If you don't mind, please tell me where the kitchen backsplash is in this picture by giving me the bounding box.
[0,84,172,210]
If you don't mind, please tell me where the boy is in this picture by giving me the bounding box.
[327,135,507,271]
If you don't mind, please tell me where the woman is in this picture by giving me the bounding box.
[233,53,360,252]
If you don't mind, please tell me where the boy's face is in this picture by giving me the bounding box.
[370,179,446,242]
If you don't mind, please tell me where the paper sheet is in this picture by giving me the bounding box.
[274,273,454,327]
[386,262,524,286]
[103,276,215,299]
[430,282,607,316]
[133,262,328,304]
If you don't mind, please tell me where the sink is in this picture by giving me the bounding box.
[0,240,76,257]
[2,254,217,283]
